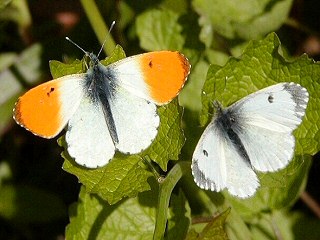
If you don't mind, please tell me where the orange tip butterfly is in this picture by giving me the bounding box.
[192,82,309,198]
[13,43,190,168]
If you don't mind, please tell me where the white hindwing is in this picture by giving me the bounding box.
[110,86,160,154]
[66,97,115,168]
[192,122,259,198]
[231,82,309,172]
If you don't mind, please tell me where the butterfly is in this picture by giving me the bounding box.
[192,82,309,198]
[13,48,190,168]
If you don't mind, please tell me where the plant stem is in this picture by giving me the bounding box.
[300,191,320,218]
[153,161,190,240]
[80,0,116,56]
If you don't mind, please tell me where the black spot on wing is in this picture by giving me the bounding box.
[46,87,55,97]
[203,149,208,157]
[268,94,274,103]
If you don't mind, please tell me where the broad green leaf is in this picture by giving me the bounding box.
[193,0,293,39]
[66,185,157,240]
[63,154,152,204]
[201,32,320,156]
[187,208,230,239]
[136,9,185,51]
[166,190,191,240]
[141,98,185,171]
[0,184,66,223]
[56,44,184,202]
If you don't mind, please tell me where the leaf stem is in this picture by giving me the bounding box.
[285,18,320,38]
[300,191,320,218]
[80,0,116,56]
[153,161,190,240]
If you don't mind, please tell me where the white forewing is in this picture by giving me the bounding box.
[66,97,115,168]
[192,122,259,198]
[110,86,160,154]
[109,57,152,103]
[231,82,309,172]
[58,74,85,123]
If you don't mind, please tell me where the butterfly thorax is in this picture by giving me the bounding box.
[215,105,252,165]
[83,57,119,144]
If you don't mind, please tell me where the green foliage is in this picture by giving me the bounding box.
[193,0,293,40]
[186,208,230,239]
[2,0,320,239]
[66,185,157,239]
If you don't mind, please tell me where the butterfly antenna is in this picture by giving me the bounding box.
[97,20,116,58]
[65,37,88,55]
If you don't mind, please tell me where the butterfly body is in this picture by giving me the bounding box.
[192,82,309,198]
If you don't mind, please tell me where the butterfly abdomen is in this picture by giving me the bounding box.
[215,108,251,165]
[84,62,119,144]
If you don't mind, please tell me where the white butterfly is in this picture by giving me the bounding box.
[191,82,309,198]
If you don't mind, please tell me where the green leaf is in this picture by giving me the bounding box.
[63,155,152,205]
[0,184,66,223]
[66,185,157,240]
[136,9,185,51]
[201,32,320,156]
[193,0,293,39]
[187,208,230,239]
[49,59,83,79]
[166,190,191,240]
[141,98,185,171]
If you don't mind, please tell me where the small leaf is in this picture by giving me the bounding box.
[49,59,83,79]
[66,184,157,239]
[187,208,230,239]
[136,9,185,50]
[193,0,293,39]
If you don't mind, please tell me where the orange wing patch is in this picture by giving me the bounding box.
[14,80,64,138]
[139,51,190,104]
